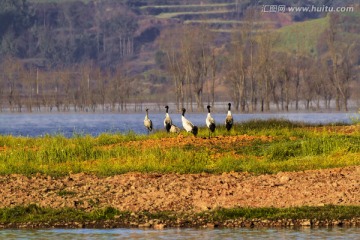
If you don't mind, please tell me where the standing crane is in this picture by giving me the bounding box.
[164,105,180,133]
[181,108,198,136]
[225,103,233,131]
[144,108,153,134]
[206,105,216,138]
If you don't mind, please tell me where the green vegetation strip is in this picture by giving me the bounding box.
[156,10,232,19]
[208,205,360,221]
[140,3,235,9]
[0,204,359,228]
[0,120,359,177]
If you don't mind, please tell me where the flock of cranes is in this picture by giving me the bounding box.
[144,103,234,137]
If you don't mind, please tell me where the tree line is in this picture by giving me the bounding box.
[0,58,141,112]
[0,1,359,112]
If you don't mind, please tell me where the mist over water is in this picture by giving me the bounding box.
[0,112,355,137]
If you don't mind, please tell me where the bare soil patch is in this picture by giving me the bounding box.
[1,166,359,213]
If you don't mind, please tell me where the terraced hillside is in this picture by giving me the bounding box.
[139,0,246,31]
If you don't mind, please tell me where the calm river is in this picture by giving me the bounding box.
[0,112,357,137]
[1,227,360,239]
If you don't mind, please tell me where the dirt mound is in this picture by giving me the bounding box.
[1,166,359,213]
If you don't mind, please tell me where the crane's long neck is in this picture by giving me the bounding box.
[227,105,232,116]
[145,111,149,119]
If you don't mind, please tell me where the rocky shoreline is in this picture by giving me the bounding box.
[1,214,360,229]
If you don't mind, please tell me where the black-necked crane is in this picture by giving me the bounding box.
[206,105,216,138]
[164,105,172,132]
[144,108,153,134]
[164,105,180,133]
[181,108,198,136]
[225,103,233,131]
[169,124,181,133]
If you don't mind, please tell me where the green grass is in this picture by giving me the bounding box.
[274,12,360,55]
[140,3,235,10]
[274,17,329,55]
[156,10,233,19]
[1,204,359,226]
[208,205,360,221]
[0,119,359,177]
[0,204,120,224]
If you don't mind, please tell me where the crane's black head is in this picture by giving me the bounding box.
[182,108,186,116]
[165,105,169,109]
[228,103,231,110]
[207,105,211,113]
[146,108,149,112]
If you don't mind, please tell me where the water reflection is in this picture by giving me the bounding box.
[1,227,359,240]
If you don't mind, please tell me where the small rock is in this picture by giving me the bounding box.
[154,223,166,230]
[206,223,218,228]
[301,220,311,226]
[279,175,290,184]
[138,222,151,228]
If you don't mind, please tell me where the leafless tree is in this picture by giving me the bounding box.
[158,27,186,110]
[256,31,277,112]
[322,13,358,111]
[225,29,247,111]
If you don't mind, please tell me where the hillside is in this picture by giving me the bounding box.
[6,0,359,71]
[1,0,359,112]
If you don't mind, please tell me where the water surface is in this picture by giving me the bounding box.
[1,227,359,240]
[0,112,356,137]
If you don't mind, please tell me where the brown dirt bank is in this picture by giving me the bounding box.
[1,166,359,213]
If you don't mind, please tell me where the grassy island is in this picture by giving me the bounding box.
[0,119,359,228]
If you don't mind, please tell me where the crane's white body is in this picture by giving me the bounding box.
[164,112,172,128]
[206,112,215,129]
[182,115,194,132]
[144,109,153,132]
[169,124,181,133]
[206,106,216,136]
[181,108,197,136]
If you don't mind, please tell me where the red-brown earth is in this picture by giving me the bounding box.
[0,166,359,213]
